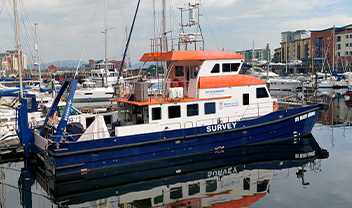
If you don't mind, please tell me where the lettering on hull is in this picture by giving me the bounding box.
[294,111,315,123]
[206,122,237,133]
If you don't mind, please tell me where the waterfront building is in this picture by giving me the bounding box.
[236,47,271,63]
[280,30,311,64]
[310,24,352,72]
[0,50,27,73]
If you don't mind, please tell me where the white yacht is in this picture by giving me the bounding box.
[73,81,115,103]
[250,67,302,91]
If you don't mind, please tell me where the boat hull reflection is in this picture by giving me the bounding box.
[22,134,328,207]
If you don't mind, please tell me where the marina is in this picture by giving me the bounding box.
[1,103,352,207]
[1,0,352,207]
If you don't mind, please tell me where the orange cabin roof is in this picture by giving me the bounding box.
[199,74,266,89]
[140,50,245,62]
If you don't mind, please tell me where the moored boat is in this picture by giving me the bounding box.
[15,1,328,178]
[16,49,327,177]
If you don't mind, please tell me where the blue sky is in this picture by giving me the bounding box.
[0,0,352,65]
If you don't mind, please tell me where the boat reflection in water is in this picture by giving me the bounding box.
[19,134,328,208]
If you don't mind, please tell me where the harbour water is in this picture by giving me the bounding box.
[0,94,351,208]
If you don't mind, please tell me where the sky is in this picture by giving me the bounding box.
[0,0,352,67]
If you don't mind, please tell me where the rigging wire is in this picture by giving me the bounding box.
[200,3,219,51]
[74,0,102,78]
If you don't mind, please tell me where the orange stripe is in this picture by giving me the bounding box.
[109,96,232,106]
[140,50,245,62]
[199,75,266,89]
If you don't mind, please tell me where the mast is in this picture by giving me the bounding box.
[34,22,41,87]
[332,25,335,72]
[161,0,167,71]
[104,0,108,87]
[13,0,23,98]
[285,33,288,73]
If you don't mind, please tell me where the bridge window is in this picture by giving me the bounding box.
[211,64,220,73]
[152,107,161,120]
[187,104,199,116]
[231,63,240,71]
[222,63,231,72]
[206,179,217,192]
[175,66,184,77]
[168,106,181,118]
[223,63,240,72]
[170,187,183,199]
[243,93,249,105]
[256,87,269,98]
[243,178,250,190]
[204,102,216,114]
[189,183,200,196]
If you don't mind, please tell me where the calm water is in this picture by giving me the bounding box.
[1,94,351,208]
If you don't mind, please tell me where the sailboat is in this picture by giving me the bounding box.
[16,0,328,177]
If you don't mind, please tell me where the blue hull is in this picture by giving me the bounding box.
[28,134,327,205]
[34,104,323,176]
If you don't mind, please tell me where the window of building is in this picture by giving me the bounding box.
[350,34,352,39]
[337,36,341,42]
[243,93,249,105]
[350,43,352,47]
[345,51,349,56]
[168,106,181,118]
[346,35,349,39]
[175,66,184,77]
[187,104,199,116]
[204,102,216,114]
[346,43,349,47]
[211,64,220,73]
[152,107,161,120]
[350,51,352,56]
[337,52,341,57]
[256,87,269,98]
[337,44,341,50]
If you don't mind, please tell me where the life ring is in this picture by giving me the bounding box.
[273,100,279,111]
[170,78,183,88]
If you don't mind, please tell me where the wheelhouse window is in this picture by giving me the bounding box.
[222,63,231,72]
[211,64,220,73]
[243,93,249,105]
[187,104,199,116]
[204,102,216,114]
[256,87,269,98]
[231,63,240,71]
[223,63,240,72]
[168,106,181,118]
[152,107,161,120]
[175,66,184,77]
[189,183,200,196]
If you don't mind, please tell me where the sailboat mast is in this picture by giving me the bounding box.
[161,0,167,71]
[162,0,167,52]
[13,0,23,98]
[332,25,335,72]
[34,22,41,87]
[104,0,108,87]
